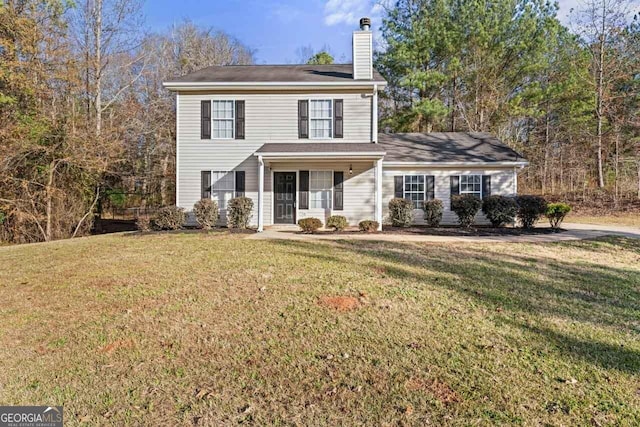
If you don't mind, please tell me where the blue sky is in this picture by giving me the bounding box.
[142,0,581,64]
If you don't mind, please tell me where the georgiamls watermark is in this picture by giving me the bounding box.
[0,406,63,427]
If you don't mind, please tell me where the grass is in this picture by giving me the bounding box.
[1,233,639,425]
[567,212,640,227]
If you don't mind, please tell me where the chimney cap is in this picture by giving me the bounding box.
[359,17,371,30]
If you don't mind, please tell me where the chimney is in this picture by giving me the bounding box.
[352,17,373,80]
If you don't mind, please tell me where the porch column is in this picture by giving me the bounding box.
[375,158,383,231]
[258,155,264,232]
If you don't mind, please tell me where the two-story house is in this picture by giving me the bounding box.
[163,18,527,231]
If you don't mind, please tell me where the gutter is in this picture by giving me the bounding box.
[382,161,529,167]
[163,81,388,91]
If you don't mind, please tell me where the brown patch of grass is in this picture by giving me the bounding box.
[318,296,361,311]
[101,339,135,354]
[406,377,462,405]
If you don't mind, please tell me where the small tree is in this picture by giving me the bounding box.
[422,199,443,227]
[482,195,518,227]
[546,203,572,230]
[227,197,253,229]
[451,195,482,227]
[388,198,414,227]
[516,195,547,229]
[193,199,219,229]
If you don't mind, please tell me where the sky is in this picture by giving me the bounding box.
[142,0,592,64]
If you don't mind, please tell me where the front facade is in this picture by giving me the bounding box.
[164,18,527,231]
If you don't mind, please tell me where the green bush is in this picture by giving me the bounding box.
[388,198,414,227]
[193,199,219,229]
[516,195,547,229]
[227,197,253,229]
[358,220,379,232]
[482,195,518,227]
[451,195,482,228]
[0,211,5,225]
[153,206,185,230]
[298,217,322,233]
[326,215,348,231]
[422,199,443,227]
[546,202,571,229]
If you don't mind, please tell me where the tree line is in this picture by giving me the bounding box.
[0,0,253,243]
[1,0,638,243]
[375,0,640,204]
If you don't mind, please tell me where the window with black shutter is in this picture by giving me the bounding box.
[482,175,491,199]
[235,171,245,197]
[235,100,245,139]
[299,171,309,209]
[334,99,343,138]
[298,100,309,139]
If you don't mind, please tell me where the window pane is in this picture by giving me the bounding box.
[310,171,332,209]
[212,171,235,190]
[403,175,425,209]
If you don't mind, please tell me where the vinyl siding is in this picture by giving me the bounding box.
[353,31,373,80]
[382,167,517,225]
[177,90,374,222]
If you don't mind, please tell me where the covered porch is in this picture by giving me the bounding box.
[253,143,386,231]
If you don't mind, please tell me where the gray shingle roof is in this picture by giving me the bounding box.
[378,133,526,163]
[167,64,386,83]
[256,143,385,154]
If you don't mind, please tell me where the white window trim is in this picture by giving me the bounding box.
[403,174,427,209]
[308,98,333,140]
[211,100,235,140]
[459,174,482,198]
[309,170,334,209]
[209,170,236,209]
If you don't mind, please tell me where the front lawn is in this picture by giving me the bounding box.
[0,234,638,425]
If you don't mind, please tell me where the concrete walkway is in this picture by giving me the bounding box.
[247,222,640,243]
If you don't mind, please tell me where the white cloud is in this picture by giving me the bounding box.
[323,0,381,27]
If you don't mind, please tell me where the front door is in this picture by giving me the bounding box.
[274,172,296,224]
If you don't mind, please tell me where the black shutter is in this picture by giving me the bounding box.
[201,100,211,139]
[482,175,491,199]
[201,171,211,199]
[426,175,435,200]
[235,171,245,197]
[394,176,403,198]
[450,176,460,208]
[333,171,344,210]
[334,99,343,138]
[299,171,309,209]
[298,100,309,139]
[235,100,245,139]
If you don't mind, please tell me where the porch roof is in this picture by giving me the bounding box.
[254,143,386,160]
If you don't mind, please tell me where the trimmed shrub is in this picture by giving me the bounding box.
[326,215,348,231]
[193,199,219,229]
[451,195,482,228]
[227,197,254,229]
[359,220,379,232]
[516,195,547,229]
[153,206,186,230]
[136,216,152,232]
[482,195,518,227]
[388,198,414,227]
[423,199,443,227]
[546,202,571,229]
[298,217,322,233]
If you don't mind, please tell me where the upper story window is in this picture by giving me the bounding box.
[460,175,482,198]
[212,100,235,139]
[309,100,333,139]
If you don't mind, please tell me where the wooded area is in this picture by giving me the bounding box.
[1,0,638,243]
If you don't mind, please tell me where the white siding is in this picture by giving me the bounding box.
[353,31,373,80]
[177,90,373,223]
[382,167,517,225]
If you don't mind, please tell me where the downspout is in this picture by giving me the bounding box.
[372,84,378,143]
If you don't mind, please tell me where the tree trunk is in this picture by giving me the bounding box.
[94,0,102,138]
[160,151,170,206]
[595,9,606,188]
[45,160,58,242]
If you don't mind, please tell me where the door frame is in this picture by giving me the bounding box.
[273,171,297,224]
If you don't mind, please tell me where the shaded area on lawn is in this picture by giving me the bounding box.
[272,237,640,373]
